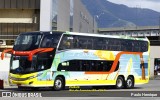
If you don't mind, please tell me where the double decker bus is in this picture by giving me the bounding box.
[1,31,150,90]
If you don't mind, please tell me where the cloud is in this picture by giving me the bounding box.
[107,0,160,12]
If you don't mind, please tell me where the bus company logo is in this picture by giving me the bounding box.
[2,92,12,97]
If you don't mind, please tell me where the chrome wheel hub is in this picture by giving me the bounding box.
[117,79,122,87]
[127,79,132,87]
[55,79,62,89]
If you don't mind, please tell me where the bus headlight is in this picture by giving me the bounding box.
[28,76,36,79]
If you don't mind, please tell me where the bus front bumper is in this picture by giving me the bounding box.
[9,78,54,87]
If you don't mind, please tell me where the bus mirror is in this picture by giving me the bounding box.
[1,49,13,60]
[140,63,148,69]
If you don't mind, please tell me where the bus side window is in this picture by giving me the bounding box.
[57,60,120,72]
[143,42,148,52]
[78,38,86,49]
[78,36,93,49]
[73,37,79,49]
[140,41,148,52]
[59,35,74,50]
[121,40,127,51]
[81,61,88,71]
[94,38,103,50]
[41,34,60,48]
[126,40,132,51]
[87,39,93,49]
[116,39,121,51]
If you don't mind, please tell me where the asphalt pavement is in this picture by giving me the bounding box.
[0,80,160,99]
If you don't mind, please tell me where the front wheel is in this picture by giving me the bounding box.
[53,77,64,91]
[116,76,125,89]
[125,76,134,89]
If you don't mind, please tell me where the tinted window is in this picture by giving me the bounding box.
[58,34,148,52]
[14,34,42,51]
[78,36,93,49]
[57,60,119,72]
[41,34,61,48]
[58,35,74,50]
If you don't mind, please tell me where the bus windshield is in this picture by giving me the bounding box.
[13,34,42,51]
[10,32,63,74]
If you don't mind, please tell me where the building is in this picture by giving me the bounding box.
[0,0,96,84]
[0,0,96,51]
[0,0,40,51]
[99,26,160,78]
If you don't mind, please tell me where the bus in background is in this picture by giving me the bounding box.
[1,31,150,90]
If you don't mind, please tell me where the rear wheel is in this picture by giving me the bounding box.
[116,76,125,89]
[125,76,134,89]
[53,77,64,91]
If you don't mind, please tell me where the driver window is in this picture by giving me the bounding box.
[41,34,60,48]
[59,35,74,50]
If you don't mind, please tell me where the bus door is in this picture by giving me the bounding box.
[37,34,60,86]
[35,52,53,86]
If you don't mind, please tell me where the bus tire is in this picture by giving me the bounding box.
[116,76,125,89]
[53,77,64,91]
[125,76,134,89]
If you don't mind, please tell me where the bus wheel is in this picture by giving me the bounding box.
[53,77,64,91]
[125,76,134,89]
[116,76,124,89]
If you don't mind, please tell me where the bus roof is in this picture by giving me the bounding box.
[20,31,64,35]
[65,31,149,41]
[19,31,149,42]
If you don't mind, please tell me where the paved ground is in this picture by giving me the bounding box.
[1,80,160,91]
[0,80,160,99]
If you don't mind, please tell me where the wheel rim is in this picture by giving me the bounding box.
[55,79,62,89]
[117,79,122,88]
[127,79,132,87]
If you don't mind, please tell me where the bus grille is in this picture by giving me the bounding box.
[10,77,29,81]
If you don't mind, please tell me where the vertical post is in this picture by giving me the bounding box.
[140,54,146,80]
[40,0,52,31]
[159,16,160,35]
[93,16,95,33]
[158,16,160,40]
[93,15,98,33]
[141,60,145,80]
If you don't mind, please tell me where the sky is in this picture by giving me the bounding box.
[107,0,160,12]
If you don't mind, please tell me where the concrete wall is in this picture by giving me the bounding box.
[40,0,94,33]
[73,0,94,33]
[0,9,35,23]
[0,0,40,9]
[0,1,40,41]
[40,0,52,31]
[57,0,70,31]
[150,46,160,78]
